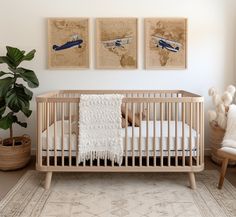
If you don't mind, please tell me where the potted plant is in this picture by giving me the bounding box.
[0,46,39,170]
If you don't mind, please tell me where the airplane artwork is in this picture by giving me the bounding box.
[151,36,182,53]
[102,37,132,50]
[52,34,83,51]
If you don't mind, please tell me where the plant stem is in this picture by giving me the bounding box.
[10,126,13,140]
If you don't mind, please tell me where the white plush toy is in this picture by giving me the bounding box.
[208,85,236,129]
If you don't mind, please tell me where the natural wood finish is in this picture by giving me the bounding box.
[218,158,229,189]
[217,148,236,189]
[61,103,65,166]
[139,103,142,166]
[190,103,193,166]
[132,103,135,166]
[125,103,128,167]
[37,164,204,172]
[188,172,196,190]
[146,103,149,167]
[160,102,164,167]
[46,103,49,166]
[153,103,156,166]
[168,102,171,166]
[54,103,57,166]
[175,102,178,166]
[44,171,52,190]
[37,103,42,167]
[36,90,204,189]
[182,102,185,166]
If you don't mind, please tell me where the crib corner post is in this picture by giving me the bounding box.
[44,172,53,190]
[188,172,196,190]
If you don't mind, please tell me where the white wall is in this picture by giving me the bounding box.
[0,0,236,152]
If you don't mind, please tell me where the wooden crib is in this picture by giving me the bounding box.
[36,90,204,189]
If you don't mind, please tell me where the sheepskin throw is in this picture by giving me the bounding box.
[223,104,236,148]
[79,94,124,165]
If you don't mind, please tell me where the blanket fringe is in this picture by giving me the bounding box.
[79,150,123,165]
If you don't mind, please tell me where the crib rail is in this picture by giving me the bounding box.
[36,90,204,172]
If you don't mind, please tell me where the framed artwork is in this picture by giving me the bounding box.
[96,18,138,69]
[145,18,187,69]
[48,18,89,69]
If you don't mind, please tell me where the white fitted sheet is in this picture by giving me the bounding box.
[41,120,198,157]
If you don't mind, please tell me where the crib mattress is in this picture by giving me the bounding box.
[41,120,198,156]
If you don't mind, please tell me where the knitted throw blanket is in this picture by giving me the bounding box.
[79,94,124,165]
[223,104,236,148]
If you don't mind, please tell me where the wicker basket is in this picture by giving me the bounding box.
[0,135,31,171]
[209,121,236,166]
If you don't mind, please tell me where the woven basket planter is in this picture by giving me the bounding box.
[209,121,236,166]
[0,135,31,171]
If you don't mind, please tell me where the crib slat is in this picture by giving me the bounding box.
[196,103,199,166]
[182,102,185,166]
[153,103,156,167]
[139,103,142,167]
[200,102,204,165]
[190,103,193,166]
[43,103,46,132]
[175,102,178,166]
[146,103,149,167]
[54,103,57,166]
[125,103,128,167]
[164,93,167,120]
[76,103,79,166]
[167,103,171,166]
[61,103,65,167]
[69,103,72,167]
[46,102,49,166]
[37,103,42,167]
[132,103,135,167]
[160,102,163,167]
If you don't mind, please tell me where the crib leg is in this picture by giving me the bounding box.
[44,172,52,190]
[188,172,196,190]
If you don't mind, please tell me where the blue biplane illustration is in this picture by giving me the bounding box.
[102,37,132,50]
[152,36,181,53]
[52,34,83,51]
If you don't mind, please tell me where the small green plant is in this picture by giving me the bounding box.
[0,46,39,140]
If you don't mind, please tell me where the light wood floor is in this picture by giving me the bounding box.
[0,156,235,201]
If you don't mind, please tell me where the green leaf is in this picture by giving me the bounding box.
[0,56,14,68]
[23,49,36,61]
[16,120,27,128]
[16,67,39,88]
[0,98,6,117]
[21,107,32,117]
[0,112,17,130]
[6,46,24,67]
[16,84,33,100]
[23,86,33,100]
[0,71,8,77]
[5,86,29,113]
[0,77,14,97]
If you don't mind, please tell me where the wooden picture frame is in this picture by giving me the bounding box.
[96,18,138,69]
[145,18,187,69]
[48,18,89,69]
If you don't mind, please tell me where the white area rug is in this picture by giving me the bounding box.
[0,170,236,217]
